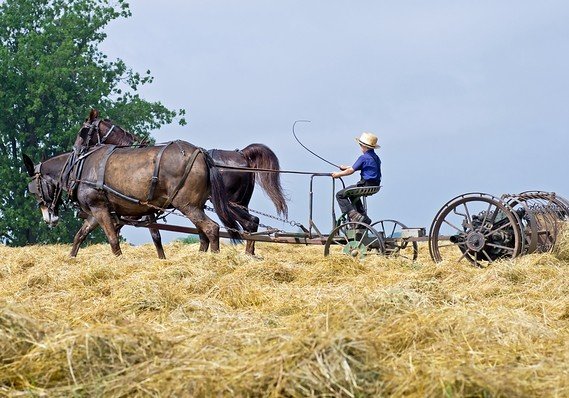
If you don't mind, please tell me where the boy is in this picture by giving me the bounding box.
[331,132,381,223]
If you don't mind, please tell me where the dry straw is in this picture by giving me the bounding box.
[1,235,568,396]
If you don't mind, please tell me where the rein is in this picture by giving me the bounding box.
[214,163,331,176]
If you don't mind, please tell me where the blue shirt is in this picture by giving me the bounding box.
[352,150,381,182]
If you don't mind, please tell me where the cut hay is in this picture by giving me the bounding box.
[0,239,568,396]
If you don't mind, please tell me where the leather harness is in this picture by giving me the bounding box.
[64,141,204,211]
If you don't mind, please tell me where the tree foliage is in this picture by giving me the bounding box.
[0,0,186,245]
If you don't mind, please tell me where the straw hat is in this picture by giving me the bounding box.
[355,132,380,149]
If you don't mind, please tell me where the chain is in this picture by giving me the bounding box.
[132,202,305,236]
[231,202,305,229]
[204,203,306,233]
[203,204,280,233]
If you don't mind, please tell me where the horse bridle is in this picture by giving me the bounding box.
[79,118,115,146]
[79,118,147,148]
[31,163,63,215]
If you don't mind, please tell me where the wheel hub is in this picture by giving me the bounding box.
[343,241,366,258]
[465,231,486,251]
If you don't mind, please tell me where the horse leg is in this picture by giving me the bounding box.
[146,214,166,259]
[70,215,99,257]
[150,227,166,259]
[230,204,258,255]
[179,205,220,252]
[90,207,123,256]
[238,209,259,255]
[198,231,210,252]
[244,215,260,255]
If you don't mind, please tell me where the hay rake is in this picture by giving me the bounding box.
[428,191,569,267]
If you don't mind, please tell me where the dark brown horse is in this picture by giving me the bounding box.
[75,110,288,256]
[73,109,146,150]
[24,141,245,257]
[70,109,167,256]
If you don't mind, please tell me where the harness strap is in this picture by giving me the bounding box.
[100,124,116,144]
[147,142,172,201]
[80,180,142,204]
[61,152,78,198]
[97,145,117,190]
[85,124,96,149]
[33,166,47,207]
[161,148,203,209]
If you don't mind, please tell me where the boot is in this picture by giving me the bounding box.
[348,210,365,223]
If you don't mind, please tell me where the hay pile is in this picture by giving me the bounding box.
[1,238,568,397]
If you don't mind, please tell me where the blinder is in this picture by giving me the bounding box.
[30,163,62,215]
[77,118,101,150]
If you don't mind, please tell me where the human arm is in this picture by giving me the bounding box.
[332,155,364,178]
[331,167,355,178]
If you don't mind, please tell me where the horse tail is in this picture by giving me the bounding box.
[203,150,243,242]
[241,143,288,218]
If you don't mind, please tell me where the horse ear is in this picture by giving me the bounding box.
[23,154,35,177]
[88,108,99,122]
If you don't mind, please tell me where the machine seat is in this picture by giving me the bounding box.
[343,186,381,199]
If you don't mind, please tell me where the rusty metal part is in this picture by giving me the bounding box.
[429,191,568,267]
[135,221,329,245]
[429,193,524,267]
[501,191,569,254]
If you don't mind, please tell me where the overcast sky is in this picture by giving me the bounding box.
[99,1,569,245]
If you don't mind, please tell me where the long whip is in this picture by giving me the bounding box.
[292,120,341,169]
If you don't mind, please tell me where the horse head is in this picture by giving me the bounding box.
[23,154,63,227]
[72,109,144,153]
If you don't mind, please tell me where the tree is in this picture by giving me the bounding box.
[0,0,186,246]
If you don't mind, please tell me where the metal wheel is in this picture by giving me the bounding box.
[429,193,524,267]
[502,191,569,254]
[371,219,418,261]
[324,221,385,259]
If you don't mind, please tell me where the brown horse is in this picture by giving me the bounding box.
[75,110,288,256]
[23,141,244,257]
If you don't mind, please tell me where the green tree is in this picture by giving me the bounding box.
[0,0,186,246]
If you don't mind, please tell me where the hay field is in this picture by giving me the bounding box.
[1,231,569,397]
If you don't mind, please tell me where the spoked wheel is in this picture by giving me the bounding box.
[324,221,385,259]
[502,191,569,254]
[371,219,418,261]
[429,193,524,267]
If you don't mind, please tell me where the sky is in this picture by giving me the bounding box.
[99,0,569,245]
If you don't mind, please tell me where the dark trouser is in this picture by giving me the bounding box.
[336,179,380,215]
